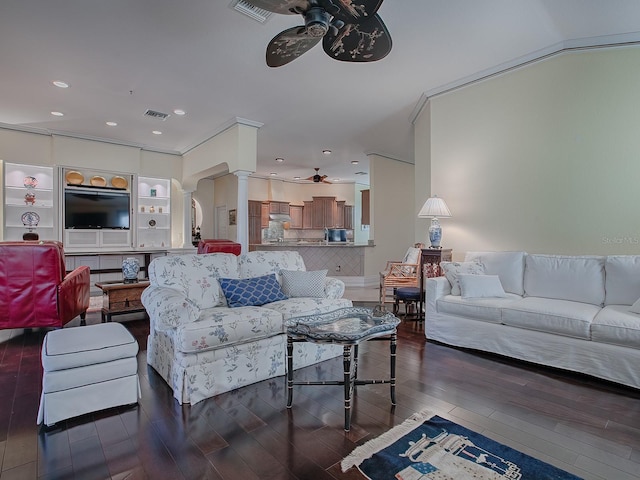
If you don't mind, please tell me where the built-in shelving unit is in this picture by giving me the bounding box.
[62,167,134,250]
[137,176,171,249]
[2,162,57,241]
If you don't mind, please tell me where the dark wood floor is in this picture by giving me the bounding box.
[1,310,640,480]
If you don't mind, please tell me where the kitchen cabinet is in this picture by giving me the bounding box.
[249,200,263,245]
[344,205,353,229]
[268,201,290,215]
[289,205,303,229]
[361,189,370,225]
[303,201,313,229]
[335,201,345,228]
[261,202,269,228]
[312,196,337,229]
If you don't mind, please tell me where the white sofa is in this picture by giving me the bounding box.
[426,251,640,389]
[141,250,352,404]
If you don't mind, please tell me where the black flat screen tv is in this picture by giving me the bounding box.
[64,190,130,229]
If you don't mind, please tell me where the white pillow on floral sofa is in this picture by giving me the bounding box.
[440,260,485,296]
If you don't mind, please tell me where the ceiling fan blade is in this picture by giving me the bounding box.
[246,0,310,15]
[322,13,391,62]
[331,0,384,23]
[267,26,322,67]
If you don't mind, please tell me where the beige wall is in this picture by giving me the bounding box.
[364,154,415,277]
[416,46,640,259]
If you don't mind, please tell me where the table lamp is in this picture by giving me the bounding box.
[418,195,452,248]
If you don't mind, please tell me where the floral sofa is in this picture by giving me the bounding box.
[426,251,640,390]
[141,250,352,404]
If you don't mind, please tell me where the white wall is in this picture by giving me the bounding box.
[416,46,640,259]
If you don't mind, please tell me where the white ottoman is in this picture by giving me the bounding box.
[37,322,140,427]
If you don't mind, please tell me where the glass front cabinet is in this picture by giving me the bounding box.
[136,176,171,249]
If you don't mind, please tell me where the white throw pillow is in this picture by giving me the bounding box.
[440,261,485,296]
[459,274,507,299]
[464,251,526,295]
[629,297,640,314]
[280,269,327,297]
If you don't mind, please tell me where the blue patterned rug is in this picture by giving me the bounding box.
[341,410,582,479]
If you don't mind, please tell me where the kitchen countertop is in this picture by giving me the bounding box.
[253,242,373,248]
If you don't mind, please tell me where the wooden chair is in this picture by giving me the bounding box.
[379,244,423,305]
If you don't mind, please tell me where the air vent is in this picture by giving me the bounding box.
[232,0,272,23]
[144,109,169,120]
[355,171,368,175]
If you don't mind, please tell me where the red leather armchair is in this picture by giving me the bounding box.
[197,239,242,255]
[0,241,90,329]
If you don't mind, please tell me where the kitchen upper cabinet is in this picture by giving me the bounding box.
[335,201,345,228]
[249,200,263,245]
[268,201,290,215]
[289,205,303,229]
[303,201,313,229]
[344,205,353,229]
[312,196,337,229]
[361,189,370,226]
[261,202,269,228]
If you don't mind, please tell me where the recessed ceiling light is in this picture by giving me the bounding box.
[173,109,186,116]
[322,150,332,155]
[332,178,340,182]
[106,121,118,126]
[275,157,284,163]
[51,111,64,116]
[270,172,278,176]
[52,81,69,88]
[351,160,359,165]
[152,130,162,135]
[293,176,301,180]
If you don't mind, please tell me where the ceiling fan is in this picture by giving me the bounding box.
[248,0,392,67]
[306,168,332,183]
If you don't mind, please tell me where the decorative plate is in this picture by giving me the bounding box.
[110,176,128,189]
[21,211,40,227]
[23,176,38,188]
[148,219,157,227]
[66,171,84,185]
[90,175,107,187]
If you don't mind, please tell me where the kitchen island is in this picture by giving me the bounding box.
[252,242,373,278]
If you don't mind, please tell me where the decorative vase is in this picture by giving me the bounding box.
[428,218,442,248]
[122,257,140,284]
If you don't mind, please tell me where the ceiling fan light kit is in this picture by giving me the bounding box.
[253,0,392,67]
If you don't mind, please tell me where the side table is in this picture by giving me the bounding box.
[419,248,452,317]
[95,281,150,322]
[286,306,400,431]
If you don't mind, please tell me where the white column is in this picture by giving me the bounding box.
[234,170,251,253]
[182,190,193,248]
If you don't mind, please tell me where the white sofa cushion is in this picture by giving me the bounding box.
[604,255,640,306]
[148,253,239,310]
[592,305,640,348]
[464,251,526,295]
[436,294,521,324]
[459,274,507,299]
[502,297,599,339]
[440,261,485,296]
[524,254,606,306]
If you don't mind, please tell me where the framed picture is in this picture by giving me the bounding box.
[150,188,157,197]
[229,209,236,226]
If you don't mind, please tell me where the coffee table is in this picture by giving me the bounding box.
[286,306,400,431]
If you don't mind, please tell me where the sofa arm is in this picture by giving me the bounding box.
[325,276,346,299]
[58,266,90,325]
[426,276,451,316]
[141,286,200,332]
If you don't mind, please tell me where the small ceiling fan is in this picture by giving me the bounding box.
[306,168,332,183]
[248,0,392,67]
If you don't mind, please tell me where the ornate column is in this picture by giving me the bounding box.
[182,190,193,248]
[234,170,251,253]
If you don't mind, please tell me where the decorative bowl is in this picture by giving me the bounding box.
[65,171,84,185]
[23,176,38,188]
[21,211,40,227]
